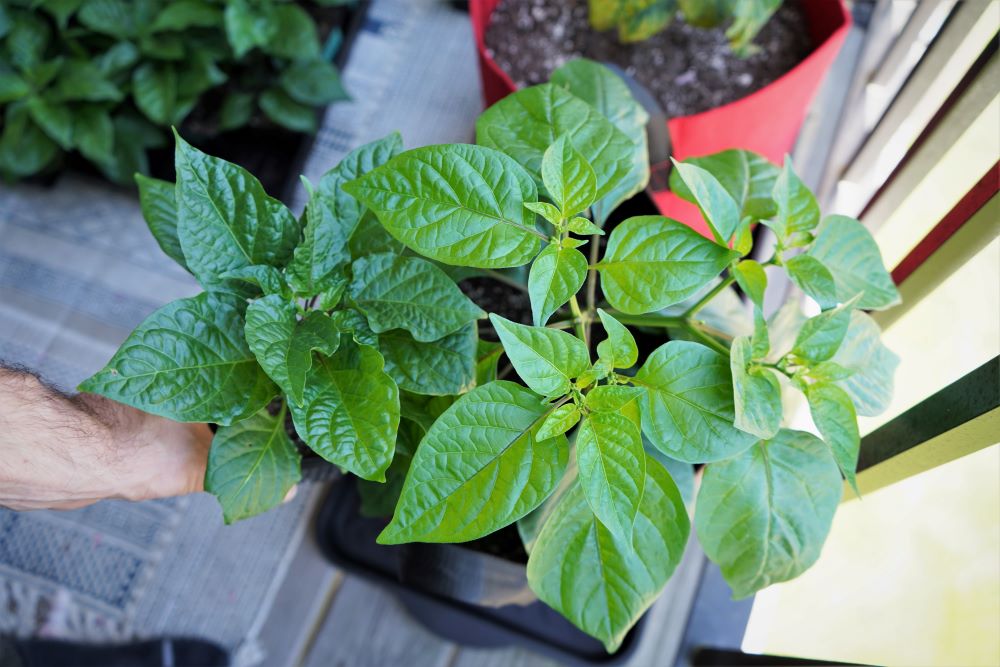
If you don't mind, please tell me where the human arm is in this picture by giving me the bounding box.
[0,364,212,510]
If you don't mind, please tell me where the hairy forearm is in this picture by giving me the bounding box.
[0,365,211,510]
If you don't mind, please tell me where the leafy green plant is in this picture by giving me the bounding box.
[344,58,900,651]
[0,0,351,183]
[588,0,783,54]
[80,129,489,523]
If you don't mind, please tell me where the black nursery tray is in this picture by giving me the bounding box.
[314,477,646,666]
[144,0,371,202]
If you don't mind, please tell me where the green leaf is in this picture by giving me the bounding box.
[7,12,51,69]
[135,174,188,272]
[0,106,57,178]
[220,265,288,297]
[205,405,301,524]
[527,456,689,652]
[379,324,477,396]
[792,297,858,363]
[524,201,563,225]
[52,60,123,102]
[576,411,645,542]
[350,253,484,341]
[595,308,638,369]
[260,88,317,134]
[379,381,569,543]
[78,0,139,38]
[730,336,782,439]
[785,254,837,308]
[585,385,644,427]
[567,216,604,236]
[808,215,901,310]
[245,296,341,405]
[694,430,842,598]
[551,58,650,226]
[669,150,779,221]
[322,131,403,235]
[537,403,581,440]
[344,143,541,269]
[806,382,860,495]
[476,83,634,204]
[281,59,348,106]
[644,446,695,507]
[78,292,277,424]
[528,244,587,326]
[264,4,320,60]
[74,106,115,165]
[597,215,738,314]
[26,97,73,150]
[152,0,221,31]
[289,339,399,481]
[96,41,139,75]
[476,339,504,386]
[219,91,254,132]
[132,63,177,126]
[733,259,767,309]
[829,311,899,417]
[174,132,300,290]
[635,340,756,463]
[224,0,275,57]
[330,308,379,348]
[768,158,819,240]
[671,160,741,242]
[541,135,597,217]
[726,0,781,54]
[490,314,590,397]
[40,0,85,29]
[358,419,419,518]
[0,72,30,103]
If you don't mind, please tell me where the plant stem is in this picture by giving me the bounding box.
[584,233,601,342]
[602,311,686,329]
[568,295,587,345]
[682,275,735,319]
[546,319,576,330]
[484,269,528,293]
[685,323,730,356]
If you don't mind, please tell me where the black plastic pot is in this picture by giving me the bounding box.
[314,476,646,666]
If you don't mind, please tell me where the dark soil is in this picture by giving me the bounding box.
[484,0,814,117]
[461,276,533,341]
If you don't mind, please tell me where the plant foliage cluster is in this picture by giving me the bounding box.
[0,0,351,182]
[82,58,899,652]
[589,0,783,54]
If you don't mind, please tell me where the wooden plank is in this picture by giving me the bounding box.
[869,0,955,90]
[830,0,998,216]
[251,486,344,667]
[817,0,916,206]
[863,55,999,268]
[449,647,560,667]
[301,576,456,667]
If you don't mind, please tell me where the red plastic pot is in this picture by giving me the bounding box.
[470,0,851,238]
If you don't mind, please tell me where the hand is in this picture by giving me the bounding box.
[0,368,213,510]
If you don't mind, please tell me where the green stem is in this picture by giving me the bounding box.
[685,323,730,356]
[569,295,587,345]
[484,269,528,293]
[584,232,601,343]
[602,311,686,329]
[682,275,735,319]
[546,319,577,330]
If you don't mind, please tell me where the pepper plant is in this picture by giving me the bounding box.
[0,0,351,183]
[346,59,900,651]
[589,0,783,54]
[80,129,488,523]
